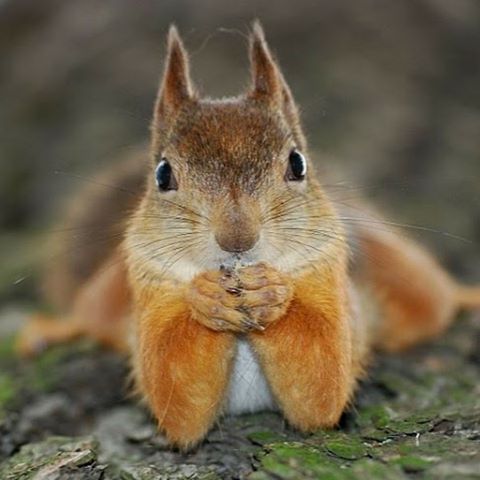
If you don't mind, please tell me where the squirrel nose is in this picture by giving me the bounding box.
[215,228,259,253]
[214,203,260,253]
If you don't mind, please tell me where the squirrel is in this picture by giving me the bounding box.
[17,21,480,450]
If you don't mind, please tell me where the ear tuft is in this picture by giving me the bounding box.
[249,20,306,149]
[168,24,181,45]
[249,20,281,99]
[251,19,266,44]
[154,25,194,126]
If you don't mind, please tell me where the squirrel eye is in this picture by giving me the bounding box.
[155,159,178,192]
[285,149,307,182]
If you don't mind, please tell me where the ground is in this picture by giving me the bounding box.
[0,308,479,480]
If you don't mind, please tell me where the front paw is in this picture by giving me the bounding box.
[187,270,255,333]
[233,263,293,327]
[187,263,293,333]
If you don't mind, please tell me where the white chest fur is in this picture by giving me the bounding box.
[226,338,276,414]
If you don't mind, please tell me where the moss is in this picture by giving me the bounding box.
[254,442,362,479]
[368,430,480,478]
[384,418,434,435]
[356,405,392,430]
[324,438,369,461]
[249,472,272,480]
[248,430,287,446]
[394,455,432,473]
[0,373,16,409]
[27,347,66,392]
[350,459,406,480]
[0,336,15,361]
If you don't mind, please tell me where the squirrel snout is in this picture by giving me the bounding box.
[214,206,260,253]
[215,228,259,253]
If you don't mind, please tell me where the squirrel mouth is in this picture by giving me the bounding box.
[220,253,242,271]
[219,252,255,271]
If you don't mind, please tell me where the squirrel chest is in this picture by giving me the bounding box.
[227,338,275,414]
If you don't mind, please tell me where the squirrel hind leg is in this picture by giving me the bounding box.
[17,251,131,357]
[374,280,480,352]
[355,226,467,352]
[16,313,83,358]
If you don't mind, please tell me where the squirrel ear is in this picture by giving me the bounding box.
[154,25,195,126]
[249,20,283,103]
[249,20,305,148]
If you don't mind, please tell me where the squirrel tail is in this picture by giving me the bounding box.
[455,284,480,310]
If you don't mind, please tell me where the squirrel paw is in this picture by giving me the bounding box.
[187,270,253,333]
[233,262,293,328]
[16,314,82,358]
[187,263,293,333]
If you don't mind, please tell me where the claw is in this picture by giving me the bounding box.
[226,287,242,296]
[242,317,264,331]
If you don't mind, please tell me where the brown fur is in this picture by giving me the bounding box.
[18,21,480,450]
[42,148,146,311]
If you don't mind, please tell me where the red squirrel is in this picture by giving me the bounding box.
[17,21,480,449]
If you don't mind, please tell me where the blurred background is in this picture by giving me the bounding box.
[0,0,479,305]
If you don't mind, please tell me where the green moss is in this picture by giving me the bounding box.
[350,459,406,480]
[249,473,272,480]
[27,345,70,392]
[0,373,16,408]
[255,442,357,479]
[394,455,431,472]
[324,438,369,461]
[0,335,15,361]
[248,430,286,446]
[385,418,433,435]
[359,427,390,442]
[20,341,113,393]
[356,405,393,430]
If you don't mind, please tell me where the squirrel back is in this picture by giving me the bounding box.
[42,148,146,311]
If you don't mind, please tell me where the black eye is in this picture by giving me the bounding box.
[155,159,177,192]
[285,149,307,181]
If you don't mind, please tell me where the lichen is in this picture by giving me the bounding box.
[0,436,99,479]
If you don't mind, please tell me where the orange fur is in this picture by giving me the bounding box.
[250,264,357,430]
[16,313,83,357]
[17,251,130,356]
[354,225,462,351]
[132,281,236,449]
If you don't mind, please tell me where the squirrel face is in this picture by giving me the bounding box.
[126,23,346,283]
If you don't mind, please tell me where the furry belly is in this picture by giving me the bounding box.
[226,338,276,414]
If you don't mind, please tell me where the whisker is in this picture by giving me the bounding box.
[53,170,139,197]
[160,197,210,222]
[337,217,473,244]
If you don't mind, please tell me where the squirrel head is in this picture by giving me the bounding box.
[127,21,346,282]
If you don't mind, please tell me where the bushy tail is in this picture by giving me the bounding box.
[456,285,480,310]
